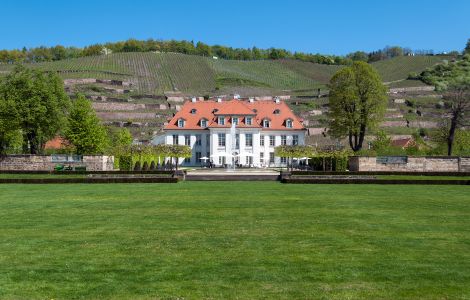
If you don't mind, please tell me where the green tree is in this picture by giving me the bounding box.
[328,62,387,152]
[168,145,191,171]
[372,130,392,153]
[465,38,470,54]
[275,145,315,171]
[65,94,109,155]
[0,65,70,154]
[0,93,20,156]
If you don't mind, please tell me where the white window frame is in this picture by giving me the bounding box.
[293,135,299,145]
[263,119,270,128]
[232,117,239,125]
[184,135,191,146]
[200,119,207,128]
[218,117,225,125]
[178,119,185,128]
[281,135,287,145]
[218,133,226,147]
[269,135,275,146]
[245,133,253,147]
[286,119,293,128]
[246,117,252,125]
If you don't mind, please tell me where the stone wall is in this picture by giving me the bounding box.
[0,155,114,171]
[349,156,468,172]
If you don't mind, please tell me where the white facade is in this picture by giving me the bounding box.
[153,128,305,167]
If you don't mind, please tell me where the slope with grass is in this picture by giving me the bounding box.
[1,182,469,299]
[371,55,452,83]
[0,53,450,94]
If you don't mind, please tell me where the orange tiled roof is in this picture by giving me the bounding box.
[44,136,70,149]
[391,138,415,148]
[164,99,305,130]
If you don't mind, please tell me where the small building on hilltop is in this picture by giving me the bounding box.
[152,98,306,167]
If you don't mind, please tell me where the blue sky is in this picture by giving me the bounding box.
[1,0,469,55]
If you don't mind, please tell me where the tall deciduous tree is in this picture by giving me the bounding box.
[442,83,469,156]
[65,94,109,155]
[0,94,20,156]
[0,65,70,154]
[328,62,387,152]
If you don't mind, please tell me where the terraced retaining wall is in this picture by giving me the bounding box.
[0,155,114,171]
[349,156,470,172]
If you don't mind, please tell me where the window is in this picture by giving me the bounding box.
[184,157,191,164]
[269,135,275,146]
[286,119,293,128]
[269,152,275,163]
[263,119,270,128]
[219,156,226,165]
[177,119,185,128]
[260,152,264,161]
[200,119,207,127]
[232,117,239,125]
[236,134,239,148]
[218,117,225,125]
[206,134,210,147]
[247,156,253,165]
[274,109,280,114]
[190,109,197,114]
[245,134,253,147]
[260,135,265,146]
[195,152,201,163]
[195,134,202,146]
[293,135,299,145]
[218,133,226,147]
[184,135,191,146]
[281,157,287,164]
[281,135,287,145]
[246,117,252,125]
[172,134,178,145]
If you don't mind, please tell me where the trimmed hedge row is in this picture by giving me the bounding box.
[291,171,470,176]
[283,178,470,185]
[0,170,174,175]
[0,177,178,184]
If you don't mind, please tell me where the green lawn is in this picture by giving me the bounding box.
[0,182,469,299]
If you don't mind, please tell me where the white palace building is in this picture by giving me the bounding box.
[153,97,306,167]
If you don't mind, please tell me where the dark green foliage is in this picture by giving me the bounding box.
[0,65,70,154]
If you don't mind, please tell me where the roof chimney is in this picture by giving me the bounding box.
[217,97,222,103]
[191,97,197,103]
[274,97,280,104]
[249,97,254,103]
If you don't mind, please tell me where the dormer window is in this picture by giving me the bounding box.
[218,116,225,125]
[200,118,208,128]
[263,119,270,128]
[274,109,281,115]
[286,119,293,128]
[190,108,197,114]
[246,117,252,125]
[177,118,185,128]
[232,117,238,125]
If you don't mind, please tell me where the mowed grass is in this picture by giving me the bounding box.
[0,182,469,299]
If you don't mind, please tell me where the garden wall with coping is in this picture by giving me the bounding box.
[349,156,470,172]
[0,155,114,171]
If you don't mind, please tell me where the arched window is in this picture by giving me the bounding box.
[177,119,185,128]
[273,109,281,115]
[190,108,197,114]
[263,119,270,128]
[286,119,293,128]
